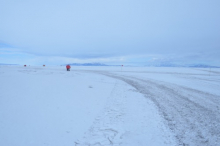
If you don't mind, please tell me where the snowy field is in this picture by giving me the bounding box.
[0,66,220,146]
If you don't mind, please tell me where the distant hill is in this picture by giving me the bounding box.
[66,63,109,66]
[0,63,18,65]
[188,64,220,68]
[144,63,220,68]
[63,62,220,68]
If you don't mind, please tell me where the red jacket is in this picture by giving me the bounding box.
[66,65,71,69]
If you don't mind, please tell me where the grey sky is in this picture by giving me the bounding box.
[0,0,220,65]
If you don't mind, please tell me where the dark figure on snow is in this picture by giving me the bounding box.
[66,65,71,71]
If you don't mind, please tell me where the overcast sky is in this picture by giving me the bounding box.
[0,0,220,66]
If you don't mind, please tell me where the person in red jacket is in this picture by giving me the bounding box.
[66,65,71,71]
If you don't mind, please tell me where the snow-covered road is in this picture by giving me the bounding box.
[84,67,220,146]
[96,71,220,146]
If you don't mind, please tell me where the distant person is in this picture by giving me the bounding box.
[66,65,71,71]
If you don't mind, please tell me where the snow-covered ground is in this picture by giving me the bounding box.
[0,66,220,146]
